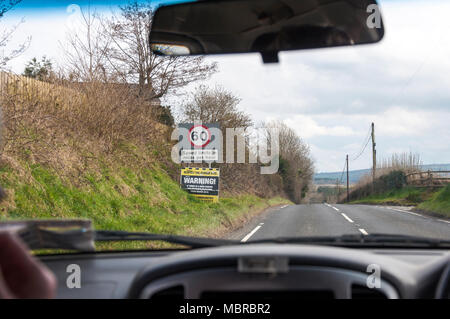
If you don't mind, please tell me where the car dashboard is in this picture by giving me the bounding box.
[40,244,450,299]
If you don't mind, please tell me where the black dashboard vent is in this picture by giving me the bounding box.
[150,285,185,299]
[351,284,387,299]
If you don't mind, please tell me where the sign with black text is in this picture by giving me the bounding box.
[180,168,220,202]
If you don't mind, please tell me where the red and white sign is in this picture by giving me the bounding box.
[188,125,212,148]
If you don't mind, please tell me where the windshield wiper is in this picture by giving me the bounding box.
[4,219,448,251]
[0,220,238,252]
[249,233,450,248]
[0,219,95,252]
[94,230,238,249]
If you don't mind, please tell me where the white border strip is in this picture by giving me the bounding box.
[241,223,264,242]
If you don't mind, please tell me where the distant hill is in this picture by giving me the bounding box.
[314,163,450,185]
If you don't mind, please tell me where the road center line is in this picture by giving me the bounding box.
[241,224,263,242]
[359,228,369,235]
[341,213,354,223]
[324,203,340,211]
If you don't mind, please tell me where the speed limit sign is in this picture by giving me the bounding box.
[188,125,211,148]
[177,123,221,163]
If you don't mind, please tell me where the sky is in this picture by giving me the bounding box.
[1,0,449,172]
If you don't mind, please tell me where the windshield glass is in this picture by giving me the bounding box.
[0,0,449,252]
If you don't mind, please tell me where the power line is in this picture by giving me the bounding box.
[352,134,371,161]
[352,125,372,161]
[338,159,346,184]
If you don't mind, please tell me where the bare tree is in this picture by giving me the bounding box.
[101,1,217,100]
[60,6,111,82]
[0,0,20,17]
[181,85,252,129]
[265,120,314,203]
[0,0,31,69]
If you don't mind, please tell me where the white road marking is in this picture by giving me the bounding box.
[384,207,449,225]
[359,228,369,235]
[341,213,354,223]
[280,205,289,209]
[324,203,340,211]
[241,223,264,242]
[385,207,424,217]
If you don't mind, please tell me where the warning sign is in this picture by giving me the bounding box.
[180,167,220,202]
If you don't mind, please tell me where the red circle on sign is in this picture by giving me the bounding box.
[188,125,212,148]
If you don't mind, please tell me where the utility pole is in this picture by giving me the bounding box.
[346,154,349,203]
[335,178,340,203]
[371,122,376,191]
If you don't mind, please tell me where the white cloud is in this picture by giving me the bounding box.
[283,115,356,139]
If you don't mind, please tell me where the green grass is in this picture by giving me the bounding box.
[417,184,450,217]
[350,185,450,218]
[0,162,290,251]
[350,187,430,206]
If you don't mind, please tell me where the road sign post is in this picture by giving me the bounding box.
[177,123,221,202]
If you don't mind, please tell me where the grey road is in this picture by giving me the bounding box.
[227,204,450,242]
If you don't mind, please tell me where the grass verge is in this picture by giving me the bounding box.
[350,185,450,218]
[349,187,430,206]
[417,184,450,218]
[0,162,290,251]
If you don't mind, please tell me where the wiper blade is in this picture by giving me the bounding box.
[0,220,238,252]
[249,233,450,248]
[94,230,238,249]
[0,219,95,252]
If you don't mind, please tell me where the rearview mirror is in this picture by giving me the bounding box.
[149,0,384,63]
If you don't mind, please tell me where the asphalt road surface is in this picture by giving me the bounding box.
[228,204,450,242]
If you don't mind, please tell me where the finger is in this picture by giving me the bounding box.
[0,232,57,298]
[0,266,14,299]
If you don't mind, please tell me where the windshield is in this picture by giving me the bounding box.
[0,0,448,252]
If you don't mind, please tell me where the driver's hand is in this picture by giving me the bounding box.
[0,232,57,299]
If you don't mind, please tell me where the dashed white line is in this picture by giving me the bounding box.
[241,223,264,242]
[341,213,354,223]
[359,228,369,235]
[324,203,340,211]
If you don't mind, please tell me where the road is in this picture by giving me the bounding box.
[227,204,450,242]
